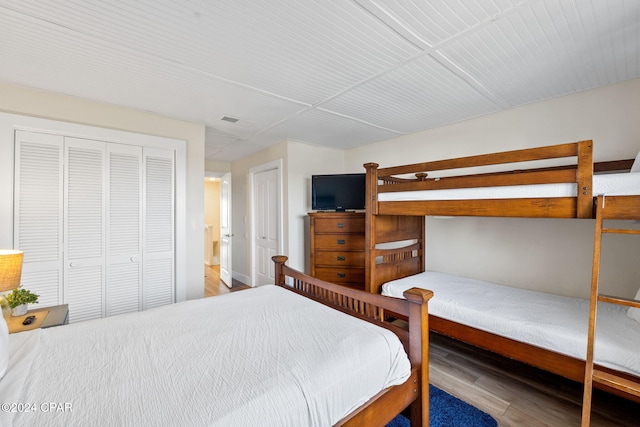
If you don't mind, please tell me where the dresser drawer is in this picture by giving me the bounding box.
[314,267,365,284]
[314,234,365,250]
[313,217,364,233]
[313,251,364,267]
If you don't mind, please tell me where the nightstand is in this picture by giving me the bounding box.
[7,304,69,334]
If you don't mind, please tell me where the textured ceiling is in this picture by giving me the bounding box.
[1,0,638,162]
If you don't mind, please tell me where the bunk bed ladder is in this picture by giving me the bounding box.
[581,195,640,426]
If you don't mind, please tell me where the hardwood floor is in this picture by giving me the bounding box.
[202,267,639,425]
[204,264,250,297]
[430,333,639,426]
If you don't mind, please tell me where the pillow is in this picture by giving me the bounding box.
[627,288,640,323]
[630,151,640,173]
[0,313,8,380]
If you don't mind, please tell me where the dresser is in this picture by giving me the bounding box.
[309,212,365,290]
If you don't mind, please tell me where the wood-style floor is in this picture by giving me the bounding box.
[429,333,639,426]
[204,264,251,297]
[202,266,639,426]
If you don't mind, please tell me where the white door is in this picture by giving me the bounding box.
[106,143,142,316]
[219,173,232,287]
[14,131,64,309]
[64,137,106,323]
[253,168,279,287]
[142,148,175,309]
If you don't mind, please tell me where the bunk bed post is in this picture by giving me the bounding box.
[364,163,379,293]
[576,140,593,218]
[364,163,379,216]
[404,287,433,427]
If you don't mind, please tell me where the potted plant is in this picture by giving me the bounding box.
[6,286,39,316]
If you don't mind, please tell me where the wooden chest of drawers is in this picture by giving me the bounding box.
[309,212,365,290]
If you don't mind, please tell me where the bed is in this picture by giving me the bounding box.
[381,270,640,378]
[0,256,432,427]
[362,140,640,401]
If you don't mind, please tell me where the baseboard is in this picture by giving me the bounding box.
[233,272,251,286]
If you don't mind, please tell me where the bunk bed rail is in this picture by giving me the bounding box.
[365,140,594,219]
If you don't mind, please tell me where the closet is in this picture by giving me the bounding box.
[14,130,175,323]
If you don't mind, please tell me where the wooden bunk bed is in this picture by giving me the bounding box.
[362,140,640,403]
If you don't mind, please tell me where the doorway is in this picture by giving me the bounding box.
[204,171,232,291]
[204,177,221,267]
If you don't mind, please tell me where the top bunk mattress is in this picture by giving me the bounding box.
[381,271,640,377]
[378,172,640,202]
[1,285,410,427]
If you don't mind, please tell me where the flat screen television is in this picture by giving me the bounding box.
[311,173,366,211]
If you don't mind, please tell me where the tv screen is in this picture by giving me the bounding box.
[311,173,366,211]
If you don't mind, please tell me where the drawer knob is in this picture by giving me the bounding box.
[337,273,346,278]
[337,256,346,261]
[337,223,344,228]
[337,239,345,245]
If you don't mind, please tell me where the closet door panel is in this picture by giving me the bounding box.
[143,148,175,309]
[65,137,106,323]
[14,131,64,307]
[106,144,142,316]
[66,265,103,322]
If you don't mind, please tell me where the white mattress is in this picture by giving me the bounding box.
[0,285,410,427]
[378,172,640,201]
[382,271,640,376]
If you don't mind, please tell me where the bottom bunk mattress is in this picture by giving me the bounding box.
[381,271,640,377]
[0,285,410,427]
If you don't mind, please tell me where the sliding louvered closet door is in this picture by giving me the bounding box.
[14,130,175,323]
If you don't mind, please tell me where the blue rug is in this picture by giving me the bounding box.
[386,385,497,427]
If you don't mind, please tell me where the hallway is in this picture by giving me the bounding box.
[204,264,250,297]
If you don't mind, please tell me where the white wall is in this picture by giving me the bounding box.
[0,83,206,300]
[345,78,640,299]
[228,140,346,282]
[286,141,346,273]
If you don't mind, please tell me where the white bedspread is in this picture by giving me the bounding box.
[378,172,640,201]
[0,285,410,427]
[382,271,640,376]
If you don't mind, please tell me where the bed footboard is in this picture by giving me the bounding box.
[272,255,433,427]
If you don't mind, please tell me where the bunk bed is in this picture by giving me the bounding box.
[0,256,432,427]
[362,140,640,402]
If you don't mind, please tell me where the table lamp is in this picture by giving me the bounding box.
[0,250,24,318]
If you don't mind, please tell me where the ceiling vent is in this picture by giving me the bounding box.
[220,116,239,123]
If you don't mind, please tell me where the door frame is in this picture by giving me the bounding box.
[249,159,284,287]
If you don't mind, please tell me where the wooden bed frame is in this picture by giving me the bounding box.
[365,140,596,220]
[361,140,640,402]
[273,255,433,427]
[364,140,610,295]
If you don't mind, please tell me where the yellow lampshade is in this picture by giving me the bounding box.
[0,250,24,293]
